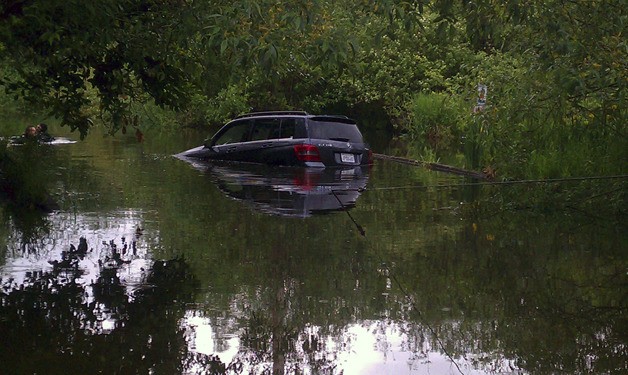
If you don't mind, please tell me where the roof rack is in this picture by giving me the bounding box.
[311,114,350,120]
[235,111,309,119]
[310,115,355,124]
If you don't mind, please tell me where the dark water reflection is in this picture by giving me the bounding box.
[0,125,626,374]
[175,157,369,218]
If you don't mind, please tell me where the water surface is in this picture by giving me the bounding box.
[0,124,625,374]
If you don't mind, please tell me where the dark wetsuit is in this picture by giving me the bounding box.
[38,132,55,143]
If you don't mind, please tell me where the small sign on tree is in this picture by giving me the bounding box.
[474,84,488,113]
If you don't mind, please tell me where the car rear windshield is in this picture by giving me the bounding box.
[306,120,364,143]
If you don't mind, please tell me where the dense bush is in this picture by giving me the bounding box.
[403,92,468,146]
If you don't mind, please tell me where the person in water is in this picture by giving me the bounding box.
[8,126,38,145]
[36,123,54,142]
[9,124,55,145]
[20,126,38,143]
[24,126,37,138]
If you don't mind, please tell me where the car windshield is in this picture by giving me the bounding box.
[307,120,363,143]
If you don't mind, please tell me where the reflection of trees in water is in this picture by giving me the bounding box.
[0,202,54,254]
[0,144,59,244]
[212,239,347,375]
[233,283,345,375]
[1,217,624,374]
[390,219,628,375]
[201,230,627,375]
[492,271,628,374]
[0,240,200,374]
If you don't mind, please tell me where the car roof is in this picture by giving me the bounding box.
[234,111,355,124]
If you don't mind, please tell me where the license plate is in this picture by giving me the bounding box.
[340,153,355,163]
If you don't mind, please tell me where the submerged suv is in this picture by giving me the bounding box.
[177,111,373,168]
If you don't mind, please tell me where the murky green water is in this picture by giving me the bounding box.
[1,123,626,375]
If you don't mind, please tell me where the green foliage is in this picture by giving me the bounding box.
[1,0,403,134]
[406,0,628,179]
[0,0,625,181]
[402,92,468,146]
[0,0,197,138]
[188,85,251,129]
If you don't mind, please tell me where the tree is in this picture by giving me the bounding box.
[0,0,423,136]
[0,0,200,137]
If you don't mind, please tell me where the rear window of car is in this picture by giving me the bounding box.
[306,120,364,143]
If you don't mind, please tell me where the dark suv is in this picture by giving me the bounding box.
[177,111,372,168]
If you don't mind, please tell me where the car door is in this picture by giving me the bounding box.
[247,117,305,164]
[209,119,252,161]
[242,118,282,163]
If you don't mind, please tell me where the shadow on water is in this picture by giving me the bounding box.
[175,157,370,218]
[0,141,61,243]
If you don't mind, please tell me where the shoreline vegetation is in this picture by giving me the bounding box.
[0,1,625,211]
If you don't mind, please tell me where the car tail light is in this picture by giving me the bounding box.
[368,149,374,164]
[294,144,321,162]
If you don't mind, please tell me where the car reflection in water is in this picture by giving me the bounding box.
[176,157,369,218]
